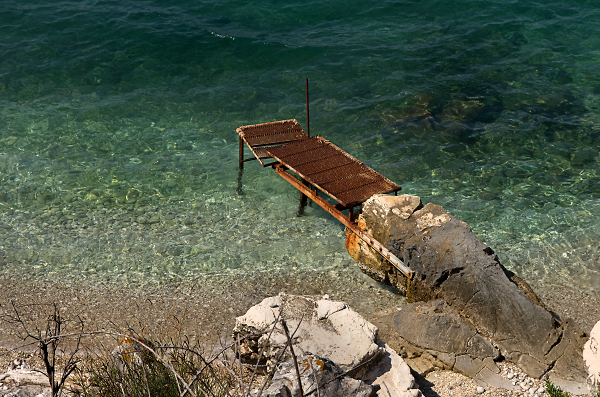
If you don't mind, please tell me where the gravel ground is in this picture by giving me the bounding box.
[0,265,597,396]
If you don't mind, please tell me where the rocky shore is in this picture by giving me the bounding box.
[0,265,598,396]
[0,195,599,396]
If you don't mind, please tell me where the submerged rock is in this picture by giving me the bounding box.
[345,194,588,392]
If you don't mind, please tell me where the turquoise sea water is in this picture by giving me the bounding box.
[1,0,599,292]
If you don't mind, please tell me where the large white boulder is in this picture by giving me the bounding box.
[583,320,600,395]
[233,293,381,375]
[234,293,421,397]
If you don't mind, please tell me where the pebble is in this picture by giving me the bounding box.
[476,386,486,394]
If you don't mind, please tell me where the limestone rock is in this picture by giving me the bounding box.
[0,369,48,387]
[258,354,375,397]
[362,341,422,397]
[393,300,499,362]
[345,194,423,294]
[346,194,588,387]
[545,318,590,395]
[583,319,600,396]
[0,389,36,397]
[235,294,421,397]
[392,300,516,390]
[233,293,383,377]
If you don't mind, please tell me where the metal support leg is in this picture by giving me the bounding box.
[297,179,309,216]
[237,137,245,195]
[239,137,244,170]
[237,169,244,196]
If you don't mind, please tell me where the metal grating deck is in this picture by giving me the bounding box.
[265,136,401,209]
[237,119,308,166]
[236,119,412,279]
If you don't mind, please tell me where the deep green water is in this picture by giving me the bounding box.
[1,0,599,291]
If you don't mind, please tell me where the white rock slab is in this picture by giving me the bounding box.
[363,341,422,397]
[583,319,600,395]
[235,293,421,396]
[0,369,48,386]
[234,293,382,374]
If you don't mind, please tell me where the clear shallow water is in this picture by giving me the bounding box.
[1,0,599,292]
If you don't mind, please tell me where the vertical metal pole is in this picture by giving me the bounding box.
[306,78,310,138]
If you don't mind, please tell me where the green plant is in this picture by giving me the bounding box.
[74,333,234,397]
[546,380,570,397]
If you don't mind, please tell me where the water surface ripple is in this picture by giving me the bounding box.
[1,0,599,294]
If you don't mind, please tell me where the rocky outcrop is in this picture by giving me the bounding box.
[584,320,600,395]
[346,194,588,393]
[234,293,422,397]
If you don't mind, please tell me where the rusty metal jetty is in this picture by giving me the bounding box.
[236,118,413,279]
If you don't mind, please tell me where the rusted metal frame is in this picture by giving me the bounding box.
[240,136,271,167]
[273,164,414,280]
[245,136,307,148]
[239,135,309,168]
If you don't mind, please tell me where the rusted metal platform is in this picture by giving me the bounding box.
[237,119,309,168]
[266,136,401,212]
[236,119,413,279]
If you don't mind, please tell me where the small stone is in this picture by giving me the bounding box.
[507,373,515,379]
[268,301,278,308]
[529,387,538,394]
[476,386,485,394]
